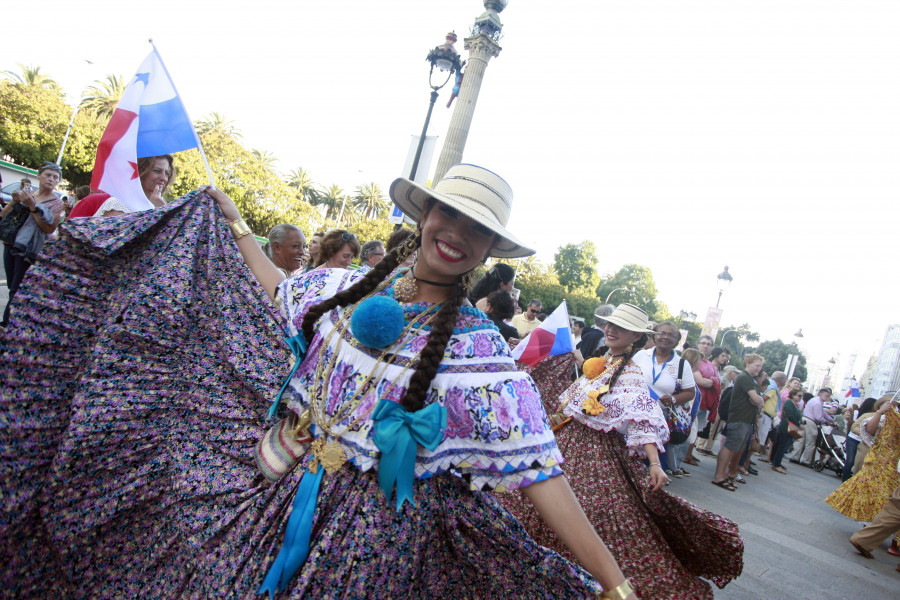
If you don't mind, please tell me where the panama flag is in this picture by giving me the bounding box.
[91,48,199,212]
[845,377,860,398]
[510,301,575,366]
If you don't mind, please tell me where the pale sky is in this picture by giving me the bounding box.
[6,0,900,375]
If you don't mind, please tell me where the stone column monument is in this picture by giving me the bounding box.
[432,0,506,183]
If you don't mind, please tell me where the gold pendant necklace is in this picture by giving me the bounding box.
[393,271,418,303]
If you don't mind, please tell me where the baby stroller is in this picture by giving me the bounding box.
[812,422,845,477]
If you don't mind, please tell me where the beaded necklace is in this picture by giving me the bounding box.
[306,277,441,474]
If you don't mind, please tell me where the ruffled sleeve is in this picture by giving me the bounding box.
[858,414,883,447]
[562,365,669,457]
[275,268,363,335]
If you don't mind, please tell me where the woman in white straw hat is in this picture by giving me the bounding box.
[501,303,744,600]
[200,164,637,598]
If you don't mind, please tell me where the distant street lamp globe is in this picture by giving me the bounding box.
[715,266,733,308]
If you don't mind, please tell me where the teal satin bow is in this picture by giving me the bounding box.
[267,332,308,419]
[372,399,447,510]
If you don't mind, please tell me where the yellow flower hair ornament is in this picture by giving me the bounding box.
[582,389,607,416]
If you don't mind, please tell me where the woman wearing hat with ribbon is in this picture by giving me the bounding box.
[203,164,636,598]
[501,303,744,599]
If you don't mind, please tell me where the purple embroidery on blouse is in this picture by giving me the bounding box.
[444,386,474,439]
[513,378,545,435]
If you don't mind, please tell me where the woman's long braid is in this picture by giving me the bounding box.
[402,284,464,412]
[595,333,648,391]
[300,230,419,343]
[300,226,465,413]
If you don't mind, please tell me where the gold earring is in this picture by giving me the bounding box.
[458,270,477,291]
[394,226,421,264]
[625,343,633,354]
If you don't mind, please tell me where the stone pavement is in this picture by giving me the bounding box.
[667,445,898,599]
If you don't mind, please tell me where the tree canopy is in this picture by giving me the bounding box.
[596,264,670,322]
[554,241,600,294]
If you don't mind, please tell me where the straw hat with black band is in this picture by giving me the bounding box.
[602,304,656,336]
[389,164,534,259]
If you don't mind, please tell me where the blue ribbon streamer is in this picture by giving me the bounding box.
[267,333,308,419]
[371,399,447,511]
[257,465,324,598]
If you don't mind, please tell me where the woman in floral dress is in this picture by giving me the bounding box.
[1,166,638,599]
[501,304,743,600]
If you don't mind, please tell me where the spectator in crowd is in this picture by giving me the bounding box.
[696,347,732,455]
[790,388,835,467]
[358,240,386,274]
[262,224,306,278]
[69,155,175,218]
[577,304,615,361]
[756,371,783,460]
[633,321,696,477]
[314,229,360,270]
[841,396,877,481]
[511,298,542,338]
[483,290,519,342]
[1,162,65,329]
[302,232,325,273]
[711,353,765,491]
[572,320,585,346]
[468,262,515,312]
[684,335,720,467]
[385,227,416,269]
[770,388,804,474]
[674,347,704,475]
[74,185,93,201]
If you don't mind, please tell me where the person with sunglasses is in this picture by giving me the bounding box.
[511,298,543,338]
[313,229,360,269]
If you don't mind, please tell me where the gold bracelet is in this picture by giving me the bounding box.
[229,218,252,240]
[600,579,634,600]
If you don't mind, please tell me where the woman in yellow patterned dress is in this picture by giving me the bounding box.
[826,398,900,522]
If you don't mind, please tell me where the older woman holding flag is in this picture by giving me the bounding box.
[501,303,744,600]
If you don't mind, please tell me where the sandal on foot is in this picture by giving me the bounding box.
[711,479,736,491]
[772,466,787,474]
[733,475,747,484]
[683,457,700,466]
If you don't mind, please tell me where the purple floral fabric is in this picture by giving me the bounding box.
[0,191,600,597]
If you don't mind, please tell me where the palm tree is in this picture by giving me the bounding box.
[195,112,241,138]
[80,74,125,118]
[316,184,346,221]
[286,167,320,205]
[350,182,389,219]
[251,149,278,172]
[2,64,60,91]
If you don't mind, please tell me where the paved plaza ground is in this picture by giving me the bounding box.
[668,449,897,599]
[1,280,897,598]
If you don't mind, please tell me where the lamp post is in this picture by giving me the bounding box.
[408,32,463,182]
[719,329,738,346]
[605,287,628,303]
[794,329,803,338]
[715,266,733,308]
[433,0,507,182]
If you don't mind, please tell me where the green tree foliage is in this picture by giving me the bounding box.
[169,130,321,236]
[316,184,346,221]
[749,339,808,382]
[0,81,105,186]
[351,182,389,219]
[287,167,321,205]
[81,75,125,118]
[196,112,241,138]
[553,241,600,294]
[501,259,597,323]
[345,215,395,247]
[3,64,60,91]
[595,264,669,322]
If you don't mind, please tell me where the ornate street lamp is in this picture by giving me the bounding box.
[679,310,697,321]
[715,266,733,308]
[408,32,463,182]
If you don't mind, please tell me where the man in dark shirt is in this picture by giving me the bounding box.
[712,353,765,490]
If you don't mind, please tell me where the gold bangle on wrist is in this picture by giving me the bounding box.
[600,579,634,600]
[229,218,252,240]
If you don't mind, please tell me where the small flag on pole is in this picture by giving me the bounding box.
[845,377,860,399]
[91,43,209,212]
[510,301,575,366]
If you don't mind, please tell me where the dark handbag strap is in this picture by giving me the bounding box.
[677,357,685,381]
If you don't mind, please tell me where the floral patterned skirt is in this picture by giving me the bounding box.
[0,192,601,598]
[498,423,744,600]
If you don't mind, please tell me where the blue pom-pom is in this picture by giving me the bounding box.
[351,296,406,349]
